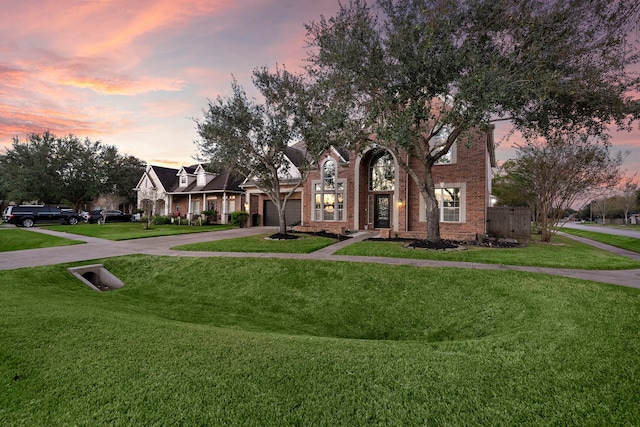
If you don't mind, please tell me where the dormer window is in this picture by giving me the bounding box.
[197,171,206,187]
[180,175,187,186]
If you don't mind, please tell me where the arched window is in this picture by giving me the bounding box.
[369,152,395,191]
[313,159,346,221]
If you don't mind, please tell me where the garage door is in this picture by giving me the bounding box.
[263,200,301,227]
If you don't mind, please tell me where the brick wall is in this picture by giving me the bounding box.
[273,128,491,241]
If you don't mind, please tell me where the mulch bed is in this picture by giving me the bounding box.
[268,231,352,241]
[267,231,523,248]
[368,237,525,250]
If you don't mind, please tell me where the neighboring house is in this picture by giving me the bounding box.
[246,126,496,241]
[134,164,244,224]
[240,142,311,228]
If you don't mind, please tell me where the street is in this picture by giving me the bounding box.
[561,221,640,239]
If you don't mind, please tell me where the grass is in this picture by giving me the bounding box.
[560,227,640,254]
[335,234,640,270]
[1,255,639,425]
[173,233,337,253]
[43,222,236,241]
[0,228,83,252]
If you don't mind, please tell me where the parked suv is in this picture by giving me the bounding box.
[85,209,133,224]
[2,205,80,228]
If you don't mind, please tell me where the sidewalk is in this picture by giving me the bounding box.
[1,226,639,289]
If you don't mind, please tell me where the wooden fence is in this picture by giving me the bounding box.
[486,207,531,239]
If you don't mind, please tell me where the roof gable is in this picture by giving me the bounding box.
[150,165,179,191]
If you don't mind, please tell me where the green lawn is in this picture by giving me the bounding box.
[43,222,235,240]
[335,234,640,270]
[1,255,638,425]
[0,228,82,252]
[173,233,337,253]
[560,227,640,254]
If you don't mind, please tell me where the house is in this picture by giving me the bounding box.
[134,164,244,223]
[136,125,495,239]
[245,126,496,241]
[240,142,311,228]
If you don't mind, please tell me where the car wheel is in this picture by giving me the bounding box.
[68,217,78,225]
[22,218,34,228]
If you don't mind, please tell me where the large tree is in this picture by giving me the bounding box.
[508,134,624,242]
[618,177,639,224]
[0,132,145,211]
[196,67,339,234]
[492,160,535,208]
[304,0,640,241]
[98,146,147,210]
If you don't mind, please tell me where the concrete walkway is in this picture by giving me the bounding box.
[1,225,639,289]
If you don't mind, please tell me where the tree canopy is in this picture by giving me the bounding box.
[508,135,624,241]
[304,0,640,240]
[196,67,341,234]
[0,132,146,211]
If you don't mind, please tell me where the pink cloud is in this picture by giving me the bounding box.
[2,0,638,175]
[2,1,235,58]
[57,74,184,95]
[0,104,134,146]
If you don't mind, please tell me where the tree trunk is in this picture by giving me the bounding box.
[539,202,552,243]
[424,190,441,242]
[277,204,287,234]
[401,157,442,242]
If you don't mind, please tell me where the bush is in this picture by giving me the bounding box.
[230,211,249,227]
[152,216,172,225]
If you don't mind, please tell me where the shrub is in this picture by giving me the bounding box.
[152,215,172,225]
[230,211,249,227]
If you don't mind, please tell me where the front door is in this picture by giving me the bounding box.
[374,194,390,229]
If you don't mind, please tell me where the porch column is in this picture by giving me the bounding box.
[222,192,227,224]
[188,194,192,217]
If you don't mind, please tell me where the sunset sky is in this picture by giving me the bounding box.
[1,0,639,179]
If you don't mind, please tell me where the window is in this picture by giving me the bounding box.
[431,127,456,164]
[436,187,460,222]
[313,159,346,221]
[180,175,187,186]
[420,184,465,223]
[190,200,201,214]
[197,172,206,186]
[369,152,395,191]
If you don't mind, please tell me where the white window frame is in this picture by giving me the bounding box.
[431,127,457,165]
[419,182,466,223]
[312,158,347,222]
[435,142,457,164]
